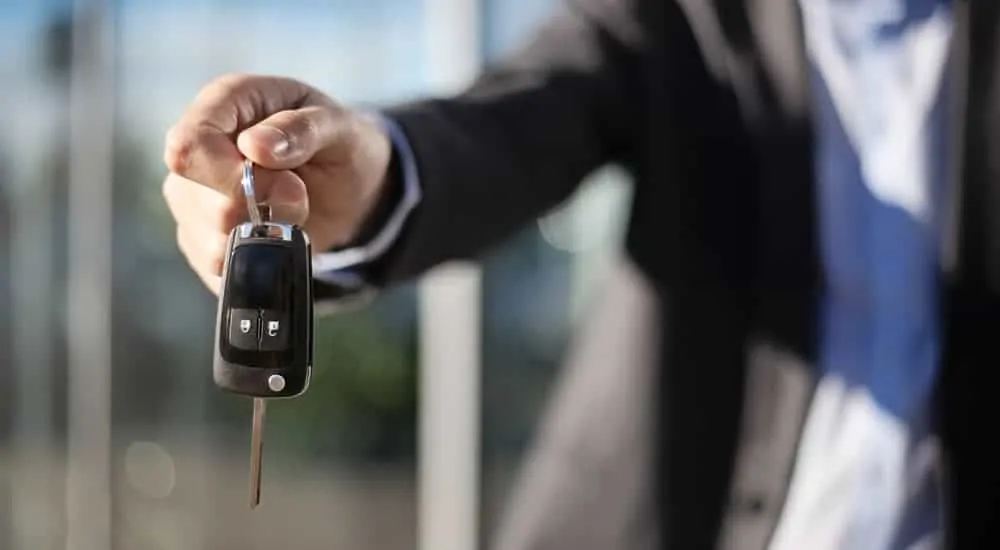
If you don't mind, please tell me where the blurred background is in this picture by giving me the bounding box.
[0,0,632,548]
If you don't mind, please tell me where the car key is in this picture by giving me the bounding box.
[213,159,314,508]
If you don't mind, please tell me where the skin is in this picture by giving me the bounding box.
[162,73,392,293]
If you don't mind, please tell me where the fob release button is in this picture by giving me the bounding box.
[268,374,286,392]
[259,310,288,352]
[229,308,260,351]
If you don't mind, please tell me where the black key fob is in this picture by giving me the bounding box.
[213,221,313,398]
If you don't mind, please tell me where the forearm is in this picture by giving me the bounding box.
[379,0,647,282]
[314,0,649,300]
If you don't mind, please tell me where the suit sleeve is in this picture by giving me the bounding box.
[370,0,650,284]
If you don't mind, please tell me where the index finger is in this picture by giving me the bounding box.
[163,74,315,195]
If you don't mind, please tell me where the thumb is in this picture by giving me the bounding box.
[236,105,345,170]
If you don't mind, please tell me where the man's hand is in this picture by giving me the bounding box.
[162,74,392,293]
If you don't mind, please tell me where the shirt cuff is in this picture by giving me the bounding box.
[312,112,422,292]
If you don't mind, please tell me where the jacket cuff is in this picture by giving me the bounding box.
[312,112,422,311]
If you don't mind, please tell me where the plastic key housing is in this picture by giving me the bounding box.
[213,222,313,398]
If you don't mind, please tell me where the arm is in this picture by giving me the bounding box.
[370,0,651,283]
[161,1,652,301]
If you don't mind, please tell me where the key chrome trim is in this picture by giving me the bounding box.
[237,222,294,242]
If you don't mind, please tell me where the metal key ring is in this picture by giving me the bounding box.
[241,159,270,227]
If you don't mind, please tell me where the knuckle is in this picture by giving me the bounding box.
[162,173,185,204]
[208,255,225,277]
[163,125,195,174]
[294,112,321,145]
[207,73,252,97]
[271,112,318,156]
[215,198,244,233]
[218,72,253,87]
[207,236,228,274]
[178,225,227,277]
[161,176,173,204]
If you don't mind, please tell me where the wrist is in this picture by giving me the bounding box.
[311,112,420,285]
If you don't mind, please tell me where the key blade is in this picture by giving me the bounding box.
[249,397,267,509]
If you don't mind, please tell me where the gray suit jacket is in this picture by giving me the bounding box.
[313,0,1000,547]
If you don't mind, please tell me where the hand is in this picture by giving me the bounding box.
[162,73,392,293]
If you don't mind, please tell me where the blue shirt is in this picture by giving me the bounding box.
[314,2,956,547]
[769,1,953,548]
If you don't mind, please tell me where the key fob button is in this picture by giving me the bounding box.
[259,310,288,351]
[229,308,260,350]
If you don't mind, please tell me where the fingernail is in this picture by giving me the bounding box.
[253,125,290,159]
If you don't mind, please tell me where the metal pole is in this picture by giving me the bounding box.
[418,2,483,550]
[65,1,115,549]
